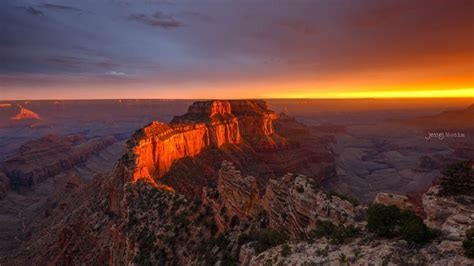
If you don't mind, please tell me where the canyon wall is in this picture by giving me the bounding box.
[206,161,360,237]
[1,134,117,188]
[126,100,281,185]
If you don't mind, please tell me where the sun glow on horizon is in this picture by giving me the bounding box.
[264,88,474,99]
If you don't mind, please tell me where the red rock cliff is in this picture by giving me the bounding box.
[124,100,281,187]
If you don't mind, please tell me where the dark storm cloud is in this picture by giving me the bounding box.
[128,12,182,28]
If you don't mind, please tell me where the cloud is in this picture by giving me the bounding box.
[25,6,44,16]
[128,11,181,28]
[105,71,127,76]
[39,4,81,12]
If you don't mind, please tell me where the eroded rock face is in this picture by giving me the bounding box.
[423,186,474,241]
[1,134,117,188]
[216,161,260,218]
[127,100,284,186]
[229,100,276,137]
[207,161,359,237]
[374,192,415,210]
[262,172,357,236]
[128,120,240,184]
[242,186,474,266]
[187,100,232,116]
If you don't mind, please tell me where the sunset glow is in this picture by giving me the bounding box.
[1,0,473,100]
[265,88,474,99]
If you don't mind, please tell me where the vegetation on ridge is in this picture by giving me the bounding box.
[440,160,473,197]
[367,204,436,245]
[464,228,474,258]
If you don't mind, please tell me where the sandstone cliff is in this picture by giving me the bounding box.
[125,100,286,188]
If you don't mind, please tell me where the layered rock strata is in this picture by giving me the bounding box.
[126,100,284,186]
[2,134,116,188]
[423,186,474,241]
[206,161,359,236]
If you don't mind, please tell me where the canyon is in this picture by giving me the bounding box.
[0,99,472,265]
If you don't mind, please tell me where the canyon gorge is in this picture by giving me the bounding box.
[0,99,472,265]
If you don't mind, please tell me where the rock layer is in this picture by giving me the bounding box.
[206,161,359,237]
[2,134,116,188]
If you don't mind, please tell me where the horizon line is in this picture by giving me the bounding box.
[1,96,474,101]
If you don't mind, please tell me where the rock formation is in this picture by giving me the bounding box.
[214,161,260,218]
[125,100,287,188]
[423,186,474,242]
[241,185,474,265]
[205,161,360,237]
[1,134,116,188]
[374,192,415,211]
[10,107,41,121]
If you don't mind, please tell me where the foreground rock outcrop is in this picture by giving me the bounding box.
[241,185,474,266]
[423,186,474,242]
[205,161,361,237]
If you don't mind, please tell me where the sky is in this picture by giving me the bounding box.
[0,0,473,100]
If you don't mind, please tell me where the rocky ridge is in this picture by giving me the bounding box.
[205,161,361,237]
[1,134,117,189]
[245,187,474,265]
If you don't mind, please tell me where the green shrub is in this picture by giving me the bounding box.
[463,228,474,258]
[367,204,401,237]
[280,243,291,257]
[237,229,287,253]
[400,210,435,244]
[238,233,253,246]
[440,161,474,197]
[254,228,288,254]
[296,185,305,193]
[309,220,358,244]
[367,204,435,244]
[230,215,240,228]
